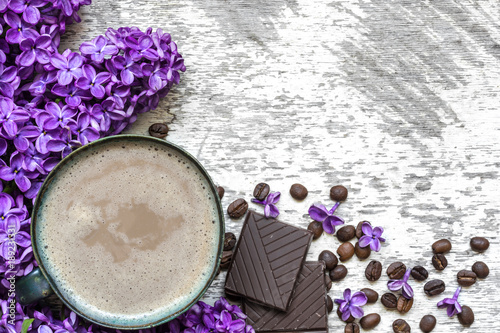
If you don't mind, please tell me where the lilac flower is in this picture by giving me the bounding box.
[334,289,367,321]
[142,61,168,93]
[3,11,39,44]
[51,82,92,107]
[105,82,130,108]
[12,125,40,152]
[69,113,100,145]
[251,191,280,218]
[0,193,26,221]
[8,0,47,25]
[112,50,143,85]
[79,35,118,63]
[437,287,462,317]
[125,34,159,61]
[75,64,111,98]
[358,222,386,252]
[17,35,52,66]
[0,40,8,64]
[50,51,84,85]
[0,98,30,137]
[387,269,414,299]
[308,202,344,234]
[0,216,31,258]
[46,129,81,158]
[0,152,38,191]
[215,310,246,333]
[30,70,58,95]
[0,64,17,98]
[42,101,77,129]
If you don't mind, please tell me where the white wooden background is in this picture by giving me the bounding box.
[61,0,499,331]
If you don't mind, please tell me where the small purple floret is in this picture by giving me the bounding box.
[251,191,280,218]
[387,269,414,299]
[334,288,368,321]
[358,222,385,252]
[437,287,463,317]
[308,202,344,234]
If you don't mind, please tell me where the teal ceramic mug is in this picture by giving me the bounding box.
[16,135,224,329]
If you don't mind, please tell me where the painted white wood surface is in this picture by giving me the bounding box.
[62,0,499,331]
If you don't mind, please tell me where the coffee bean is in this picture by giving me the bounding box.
[148,123,169,138]
[344,323,360,333]
[387,262,406,279]
[457,305,474,326]
[424,279,445,296]
[392,319,411,333]
[289,183,308,200]
[457,270,477,287]
[227,199,248,219]
[419,315,436,332]
[432,239,452,254]
[365,260,382,281]
[220,251,233,269]
[360,313,380,330]
[330,185,348,201]
[411,266,428,281]
[336,225,356,242]
[337,308,354,323]
[326,295,333,313]
[354,242,371,260]
[381,293,398,309]
[337,242,355,261]
[356,221,370,239]
[330,265,347,281]
[361,288,378,303]
[432,253,447,270]
[318,250,338,270]
[217,186,225,199]
[472,261,489,279]
[253,183,270,201]
[397,295,413,314]
[325,274,332,291]
[223,232,236,251]
[308,221,323,240]
[470,237,489,252]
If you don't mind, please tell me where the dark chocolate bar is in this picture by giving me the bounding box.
[224,210,313,311]
[243,262,328,333]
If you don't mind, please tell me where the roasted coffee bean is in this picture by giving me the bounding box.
[148,123,169,138]
[381,293,398,309]
[424,279,445,296]
[308,221,323,240]
[472,261,489,278]
[330,185,348,201]
[337,242,355,262]
[354,242,371,260]
[289,183,308,200]
[360,313,381,330]
[220,251,233,269]
[330,265,347,281]
[336,225,356,242]
[318,250,338,270]
[432,253,447,271]
[337,308,354,323]
[217,186,225,199]
[365,260,382,281]
[432,239,452,254]
[344,323,360,333]
[470,237,489,252]
[361,288,378,304]
[457,270,477,287]
[397,295,413,314]
[223,232,236,251]
[419,315,436,332]
[356,221,370,239]
[325,274,332,291]
[392,319,411,333]
[457,305,474,326]
[387,262,406,279]
[411,266,428,281]
[326,295,333,313]
[253,183,270,201]
[227,199,248,218]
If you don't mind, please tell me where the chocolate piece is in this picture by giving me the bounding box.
[225,210,313,311]
[244,262,327,333]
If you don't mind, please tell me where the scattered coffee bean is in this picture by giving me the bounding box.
[318,250,338,270]
[472,261,489,279]
[337,242,355,262]
[253,183,270,201]
[457,305,474,326]
[419,315,436,332]
[289,183,308,200]
[217,186,225,199]
[470,237,489,252]
[330,265,348,281]
[424,279,446,296]
[336,225,356,242]
[220,251,233,269]
[365,260,382,281]
[392,319,411,333]
[361,288,378,304]
[223,232,236,251]
[432,239,452,254]
[432,253,447,271]
[307,221,323,239]
[330,185,348,201]
[325,274,332,291]
[397,295,413,314]
[387,262,406,279]
[227,199,248,219]
[344,323,360,333]
[360,313,381,330]
[411,266,428,281]
[356,221,370,239]
[148,123,169,138]
[326,295,333,313]
[381,293,398,309]
[337,308,354,323]
[354,242,371,260]
[457,270,477,287]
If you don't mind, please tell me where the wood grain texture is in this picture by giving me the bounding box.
[63,0,499,331]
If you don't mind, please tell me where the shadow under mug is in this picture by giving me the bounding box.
[16,135,225,330]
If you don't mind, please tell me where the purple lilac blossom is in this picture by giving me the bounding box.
[334,289,368,321]
[251,191,280,218]
[437,287,462,317]
[358,222,386,252]
[387,269,414,299]
[308,202,344,234]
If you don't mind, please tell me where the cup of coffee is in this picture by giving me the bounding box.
[16,135,224,329]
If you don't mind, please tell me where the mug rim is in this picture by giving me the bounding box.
[30,134,225,329]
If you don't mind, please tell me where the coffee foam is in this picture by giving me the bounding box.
[35,139,220,327]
